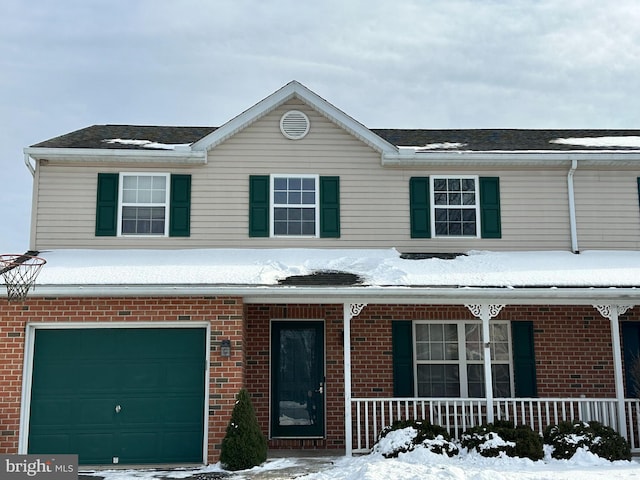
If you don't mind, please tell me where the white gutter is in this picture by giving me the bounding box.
[27,284,639,304]
[23,147,207,165]
[567,159,579,253]
[382,151,640,167]
[24,153,35,176]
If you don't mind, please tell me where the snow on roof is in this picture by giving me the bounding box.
[102,138,192,150]
[550,136,640,148]
[398,142,467,152]
[27,249,640,288]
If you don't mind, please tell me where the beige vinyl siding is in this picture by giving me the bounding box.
[32,98,601,252]
[573,168,640,250]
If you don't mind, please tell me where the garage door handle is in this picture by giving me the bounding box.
[115,405,122,413]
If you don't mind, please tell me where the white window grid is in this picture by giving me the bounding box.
[413,320,514,398]
[117,173,170,236]
[430,175,481,238]
[270,174,320,237]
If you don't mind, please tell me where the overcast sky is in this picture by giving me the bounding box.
[2,0,639,253]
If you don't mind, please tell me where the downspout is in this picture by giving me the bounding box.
[567,159,579,253]
[24,153,35,176]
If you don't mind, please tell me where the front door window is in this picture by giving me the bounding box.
[271,321,325,438]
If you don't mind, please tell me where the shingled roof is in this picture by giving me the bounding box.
[31,124,640,152]
[30,125,218,150]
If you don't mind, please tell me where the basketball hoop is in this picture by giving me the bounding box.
[0,254,46,303]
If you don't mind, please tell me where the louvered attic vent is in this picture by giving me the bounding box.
[280,110,310,140]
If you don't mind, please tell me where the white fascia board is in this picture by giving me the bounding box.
[191,81,397,155]
[24,147,207,165]
[382,151,640,167]
[27,284,639,305]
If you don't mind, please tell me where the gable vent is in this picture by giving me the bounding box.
[280,110,310,140]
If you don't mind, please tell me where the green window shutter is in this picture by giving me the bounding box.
[95,173,118,236]
[479,176,501,238]
[637,177,640,209]
[622,322,640,398]
[169,174,191,237]
[249,175,270,237]
[319,176,340,238]
[511,321,537,397]
[409,177,431,238]
[392,321,414,397]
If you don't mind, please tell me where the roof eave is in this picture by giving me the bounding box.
[24,147,207,165]
[382,151,640,167]
[27,284,640,305]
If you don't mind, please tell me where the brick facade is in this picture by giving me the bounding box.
[1,299,638,462]
[0,296,245,464]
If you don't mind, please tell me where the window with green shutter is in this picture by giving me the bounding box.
[479,177,501,239]
[169,174,191,237]
[392,319,533,399]
[249,175,270,237]
[95,173,119,236]
[410,176,501,239]
[410,177,431,238]
[249,174,340,238]
[320,176,340,238]
[95,172,191,238]
[392,321,414,397]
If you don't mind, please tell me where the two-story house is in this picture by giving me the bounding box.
[2,81,640,466]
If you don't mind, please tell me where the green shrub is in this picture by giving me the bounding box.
[460,420,543,460]
[375,419,459,458]
[219,389,268,471]
[543,420,630,461]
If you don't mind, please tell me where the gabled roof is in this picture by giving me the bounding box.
[189,80,398,154]
[26,81,640,157]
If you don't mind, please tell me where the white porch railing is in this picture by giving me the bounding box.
[351,397,640,454]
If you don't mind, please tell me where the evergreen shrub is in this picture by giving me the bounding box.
[219,389,268,471]
[460,420,544,460]
[543,420,630,461]
[374,419,459,458]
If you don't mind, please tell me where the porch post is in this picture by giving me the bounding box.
[344,303,366,457]
[466,304,505,424]
[594,304,633,440]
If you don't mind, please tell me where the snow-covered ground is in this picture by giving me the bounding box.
[83,448,640,480]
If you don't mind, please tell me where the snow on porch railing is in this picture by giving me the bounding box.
[351,397,636,453]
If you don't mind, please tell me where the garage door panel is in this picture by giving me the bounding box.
[28,434,71,455]
[28,328,206,465]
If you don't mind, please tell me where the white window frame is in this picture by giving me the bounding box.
[117,172,170,237]
[413,320,514,398]
[430,175,481,238]
[270,174,320,238]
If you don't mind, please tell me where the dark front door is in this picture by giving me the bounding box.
[271,321,325,438]
[28,328,206,465]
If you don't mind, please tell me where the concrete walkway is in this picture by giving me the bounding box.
[79,451,342,480]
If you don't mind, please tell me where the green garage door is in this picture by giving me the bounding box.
[28,328,206,465]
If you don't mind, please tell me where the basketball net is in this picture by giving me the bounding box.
[0,254,46,303]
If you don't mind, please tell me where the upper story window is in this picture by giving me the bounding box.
[272,175,319,236]
[432,176,479,237]
[96,172,191,238]
[249,175,340,238]
[119,173,170,236]
[409,176,501,239]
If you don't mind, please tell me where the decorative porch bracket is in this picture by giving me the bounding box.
[593,304,635,440]
[344,303,367,457]
[465,303,505,424]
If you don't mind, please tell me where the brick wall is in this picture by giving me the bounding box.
[0,296,245,464]
[2,299,638,462]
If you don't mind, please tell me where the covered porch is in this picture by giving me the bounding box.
[341,300,639,455]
